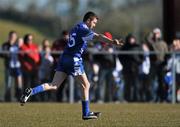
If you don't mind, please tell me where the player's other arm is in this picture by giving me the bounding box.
[93,33,124,46]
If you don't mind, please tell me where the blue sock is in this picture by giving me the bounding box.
[31,85,44,96]
[82,100,90,116]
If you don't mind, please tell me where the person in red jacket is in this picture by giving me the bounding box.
[19,34,40,101]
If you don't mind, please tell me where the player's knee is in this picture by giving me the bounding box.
[52,80,61,87]
[82,82,90,90]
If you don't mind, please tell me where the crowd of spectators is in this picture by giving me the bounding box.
[0,28,180,103]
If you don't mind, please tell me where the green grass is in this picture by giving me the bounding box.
[0,103,180,127]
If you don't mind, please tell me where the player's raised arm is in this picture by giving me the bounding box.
[93,33,124,46]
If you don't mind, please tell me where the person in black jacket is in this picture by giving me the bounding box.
[119,34,143,102]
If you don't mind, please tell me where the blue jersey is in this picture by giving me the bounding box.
[56,22,95,76]
[63,22,95,58]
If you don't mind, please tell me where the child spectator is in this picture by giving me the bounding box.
[38,39,54,101]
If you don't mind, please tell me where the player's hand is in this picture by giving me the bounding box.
[113,39,124,46]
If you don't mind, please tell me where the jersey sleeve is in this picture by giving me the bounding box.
[81,28,95,42]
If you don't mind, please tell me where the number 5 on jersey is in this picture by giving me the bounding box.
[68,33,76,47]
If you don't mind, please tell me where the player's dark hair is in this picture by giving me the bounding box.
[83,11,98,22]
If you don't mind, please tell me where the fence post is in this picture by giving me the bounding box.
[69,76,74,103]
[172,52,176,104]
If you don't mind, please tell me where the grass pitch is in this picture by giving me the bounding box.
[0,103,180,127]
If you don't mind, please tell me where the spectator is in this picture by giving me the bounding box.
[93,32,116,102]
[119,33,143,102]
[139,42,151,102]
[166,39,180,102]
[9,37,23,101]
[19,34,40,101]
[112,55,124,102]
[18,38,24,47]
[51,30,69,102]
[0,30,19,101]
[52,30,69,64]
[38,39,54,101]
[147,28,168,102]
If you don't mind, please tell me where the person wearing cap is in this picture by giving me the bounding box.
[147,28,168,102]
[93,31,116,102]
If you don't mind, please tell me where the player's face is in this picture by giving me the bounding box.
[87,18,98,29]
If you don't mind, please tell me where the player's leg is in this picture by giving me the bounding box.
[75,73,90,101]
[32,71,67,94]
[20,71,67,104]
[75,73,101,120]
